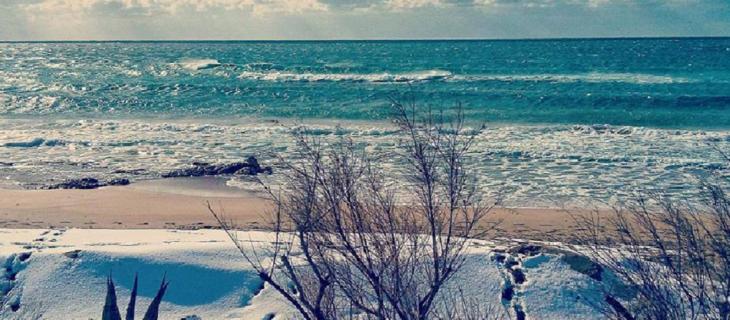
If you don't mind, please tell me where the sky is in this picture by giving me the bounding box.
[1,0,729,40]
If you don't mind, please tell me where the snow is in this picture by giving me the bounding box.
[0,229,608,319]
[521,256,604,318]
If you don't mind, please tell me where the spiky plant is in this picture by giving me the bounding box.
[102,273,170,320]
[125,275,138,320]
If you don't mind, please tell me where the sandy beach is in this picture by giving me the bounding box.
[0,177,602,241]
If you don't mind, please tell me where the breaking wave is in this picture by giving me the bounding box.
[1,119,729,206]
[3,138,67,148]
[457,72,693,84]
[178,59,222,71]
[238,70,453,83]
[235,70,692,84]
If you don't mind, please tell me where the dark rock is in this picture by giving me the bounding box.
[44,177,131,190]
[46,178,102,190]
[108,178,130,186]
[245,155,260,171]
[238,156,273,175]
[162,156,272,178]
[112,168,146,175]
[216,162,249,175]
[164,162,247,177]
[511,268,526,284]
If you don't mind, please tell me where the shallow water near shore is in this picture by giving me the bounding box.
[1,117,728,207]
[129,176,256,198]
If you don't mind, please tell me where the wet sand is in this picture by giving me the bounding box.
[0,178,605,241]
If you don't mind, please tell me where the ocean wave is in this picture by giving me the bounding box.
[243,62,281,70]
[570,124,637,135]
[235,70,692,84]
[457,72,693,84]
[178,59,222,71]
[238,70,453,83]
[1,119,728,206]
[3,138,66,148]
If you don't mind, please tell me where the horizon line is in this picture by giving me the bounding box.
[2,35,729,43]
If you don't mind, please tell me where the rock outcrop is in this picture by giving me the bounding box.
[41,156,270,190]
[44,178,130,190]
[162,156,272,178]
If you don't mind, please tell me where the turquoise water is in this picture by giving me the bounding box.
[1,39,729,206]
[2,39,730,127]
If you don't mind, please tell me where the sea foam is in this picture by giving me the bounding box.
[179,59,222,71]
[456,72,693,84]
[1,119,728,206]
[235,70,690,84]
[238,70,452,83]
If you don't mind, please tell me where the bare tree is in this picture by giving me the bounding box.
[211,99,498,320]
[574,176,730,320]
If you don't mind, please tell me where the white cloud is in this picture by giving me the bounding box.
[473,0,703,9]
[21,0,329,16]
[473,0,561,8]
[384,0,444,9]
[5,0,726,41]
[16,0,711,17]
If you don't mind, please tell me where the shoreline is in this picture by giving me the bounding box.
[0,178,607,241]
[3,118,727,207]
[5,114,730,131]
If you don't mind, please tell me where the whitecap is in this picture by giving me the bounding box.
[1,119,728,207]
[234,70,688,84]
[454,72,693,84]
[122,69,142,77]
[178,59,222,71]
[237,70,452,83]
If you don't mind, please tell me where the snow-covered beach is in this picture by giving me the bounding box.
[1,228,610,319]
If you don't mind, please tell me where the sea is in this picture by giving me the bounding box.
[1,38,729,206]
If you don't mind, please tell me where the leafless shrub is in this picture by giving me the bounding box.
[574,175,730,320]
[211,99,499,320]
